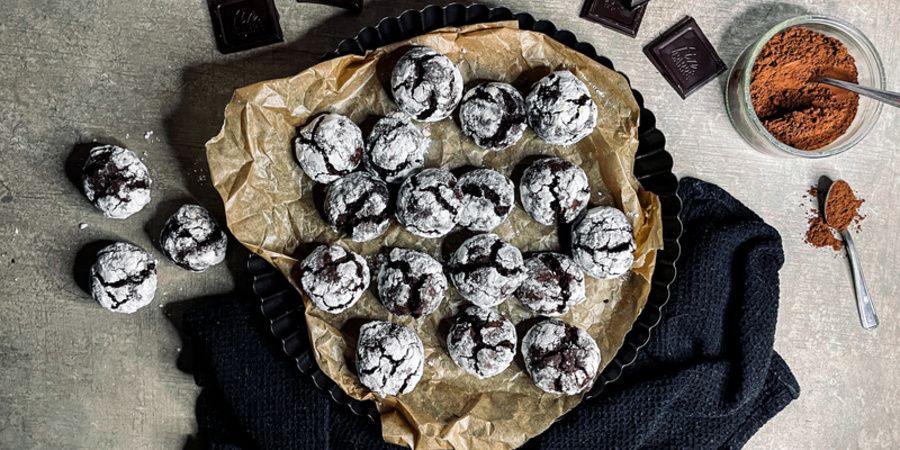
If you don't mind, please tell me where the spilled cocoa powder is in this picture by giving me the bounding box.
[751,27,859,150]
[803,181,865,251]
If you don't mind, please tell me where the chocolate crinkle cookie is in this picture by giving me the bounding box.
[325,172,392,242]
[365,113,429,183]
[458,82,527,151]
[519,157,590,225]
[447,305,517,379]
[82,144,152,219]
[356,321,425,396]
[374,248,447,318]
[160,204,228,272]
[299,244,369,314]
[90,242,157,314]
[525,71,598,146]
[516,252,586,316]
[293,113,364,184]
[449,233,526,307]
[457,168,515,232]
[396,168,461,238]
[572,206,635,279]
[522,319,601,395]
[391,46,463,122]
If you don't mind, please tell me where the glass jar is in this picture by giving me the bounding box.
[725,16,885,158]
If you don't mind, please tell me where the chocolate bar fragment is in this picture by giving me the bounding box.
[620,0,650,7]
[643,16,726,99]
[297,0,363,13]
[580,0,647,38]
[208,0,284,54]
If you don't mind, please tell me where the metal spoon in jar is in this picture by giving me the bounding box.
[819,176,879,329]
[816,77,900,108]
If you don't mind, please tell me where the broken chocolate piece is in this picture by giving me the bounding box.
[643,16,727,99]
[579,0,648,38]
[296,0,363,13]
[208,0,284,54]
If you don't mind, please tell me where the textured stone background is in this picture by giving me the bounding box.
[0,0,897,448]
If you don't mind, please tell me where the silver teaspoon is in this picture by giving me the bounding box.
[816,77,900,108]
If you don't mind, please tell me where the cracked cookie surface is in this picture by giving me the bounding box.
[82,145,152,219]
[457,168,514,232]
[572,206,635,279]
[293,113,363,184]
[365,112,429,183]
[396,168,461,238]
[299,244,369,314]
[449,233,525,307]
[522,319,600,395]
[356,321,424,396]
[525,71,598,146]
[516,252,586,316]
[90,242,157,314]
[519,157,590,225]
[325,172,392,242]
[391,46,463,123]
[160,204,227,272]
[447,305,516,378]
[374,247,447,318]
[459,82,527,151]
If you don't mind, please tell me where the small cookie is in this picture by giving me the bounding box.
[571,206,635,279]
[519,157,590,225]
[391,46,464,122]
[90,242,157,314]
[374,248,447,318]
[325,172,391,242]
[160,204,228,272]
[522,319,601,395]
[525,71,598,146]
[447,305,517,379]
[82,144,152,219]
[516,252,586,316]
[458,82,527,151]
[449,234,526,307]
[365,113,429,183]
[457,168,515,232]
[293,113,364,184]
[299,244,369,314]
[396,168,461,238]
[356,321,425,396]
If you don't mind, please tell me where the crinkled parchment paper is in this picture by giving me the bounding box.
[206,21,662,450]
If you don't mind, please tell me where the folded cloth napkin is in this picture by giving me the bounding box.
[179,177,800,450]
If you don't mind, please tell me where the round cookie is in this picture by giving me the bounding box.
[293,113,364,184]
[396,168,461,238]
[516,252,586,316]
[356,321,425,396]
[365,113,429,183]
[90,242,157,314]
[299,244,369,314]
[160,204,228,272]
[571,206,635,279]
[449,233,526,307]
[521,319,601,395]
[519,157,590,225]
[458,82,527,151]
[374,248,447,318]
[82,144,152,219]
[525,71,598,146]
[325,172,392,242]
[457,168,515,232]
[447,305,517,379]
[391,46,464,122]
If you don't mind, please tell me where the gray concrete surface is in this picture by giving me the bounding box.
[0,0,898,448]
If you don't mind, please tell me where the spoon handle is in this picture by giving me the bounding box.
[842,231,879,329]
[818,77,900,108]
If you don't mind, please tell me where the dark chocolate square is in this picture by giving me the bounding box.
[643,16,727,99]
[297,0,363,12]
[620,0,650,7]
[580,0,647,38]
[208,0,284,54]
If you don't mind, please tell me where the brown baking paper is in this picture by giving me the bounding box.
[206,21,662,450]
